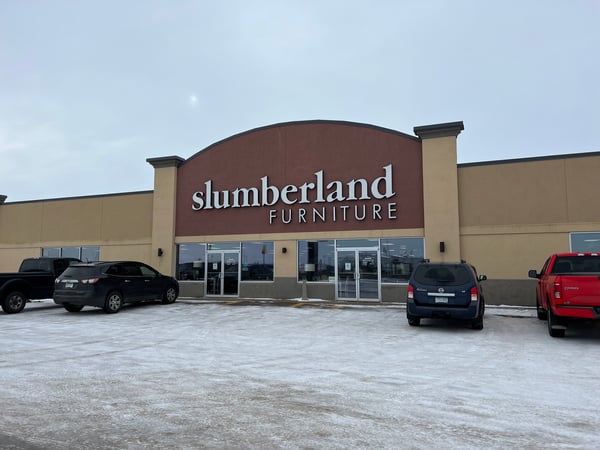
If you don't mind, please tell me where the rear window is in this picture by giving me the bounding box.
[552,256,600,274]
[61,266,103,278]
[19,259,53,272]
[412,264,473,286]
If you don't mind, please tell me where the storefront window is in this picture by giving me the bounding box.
[42,247,61,257]
[298,240,335,282]
[380,238,424,283]
[241,242,274,281]
[336,238,379,248]
[176,243,206,281]
[207,242,240,251]
[81,246,100,262]
[62,247,81,259]
[42,246,100,261]
[570,232,600,252]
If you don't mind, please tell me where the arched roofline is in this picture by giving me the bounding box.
[182,119,420,165]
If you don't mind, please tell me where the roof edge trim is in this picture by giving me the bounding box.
[1,190,154,206]
[414,121,464,139]
[182,119,420,164]
[458,150,600,168]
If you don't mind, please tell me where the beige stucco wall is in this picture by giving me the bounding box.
[149,165,179,275]
[458,154,600,279]
[421,135,461,261]
[0,192,154,272]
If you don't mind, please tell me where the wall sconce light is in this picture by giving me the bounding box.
[157,248,164,257]
[439,242,445,253]
[282,247,287,254]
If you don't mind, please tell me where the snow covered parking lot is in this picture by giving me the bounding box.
[1,300,599,449]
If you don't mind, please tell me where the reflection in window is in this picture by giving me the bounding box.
[207,242,240,251]
[81,247,100,262]
[42,247,61,257]
[336,238,379,248]
[62,247,80,259]
[380,238,425,283]
[298,240,335,282]
[570,232,600,252]
[176,243,206,281]
[241,241,274,281]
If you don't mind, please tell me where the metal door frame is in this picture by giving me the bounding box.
[205,250,240,297]
[335,246,381,301]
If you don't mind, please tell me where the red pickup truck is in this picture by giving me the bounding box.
[529,252,600,337]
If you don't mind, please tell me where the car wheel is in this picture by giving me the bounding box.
[547,307,565,338]
[536,297,547,320]
[471,315,484,330]
[104,291,123,314]
[471,304,484,330]
[63,303,84,313]
[161,285,178,304]
[407,314,421,327]
[2,291,27,314]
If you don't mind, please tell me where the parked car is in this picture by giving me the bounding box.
[53,261,179,313]
[0,257,81,313]
[528,252,600,337]
[406,261,487,329]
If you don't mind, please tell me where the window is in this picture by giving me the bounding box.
[61,247,81,259]
[81,246,100,262]
[380,238,425,283]
[336,238,379,248]
[413,264,471,286]
[298,240,335,282]
[139,264,158,277]
[42,247,61,257]
[553,255,600,273]
[241,241,274,281]
[176,243,206,281]
[41,246,100,261]
[570,232,600,252]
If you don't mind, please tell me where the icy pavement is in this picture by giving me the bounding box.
[1,299,599,449]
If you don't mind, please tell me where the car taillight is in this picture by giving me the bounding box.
[553,281,562,299]
[407,284,414,300]
[82,278,100,284]
[470,286,479,302]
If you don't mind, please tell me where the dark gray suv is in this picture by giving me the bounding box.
[406,261,486,329]
[54,261,179,313]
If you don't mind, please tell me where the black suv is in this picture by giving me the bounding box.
[54,261,179,313]
[406,261,486,329]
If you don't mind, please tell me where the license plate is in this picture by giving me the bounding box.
[65,283,74,288]
[435,297,448,304]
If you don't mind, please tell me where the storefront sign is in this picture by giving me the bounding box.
[176,122,424,235]
[192,164,395,220]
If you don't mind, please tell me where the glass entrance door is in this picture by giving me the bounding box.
[206,251,240,296]
[336,249,380,301]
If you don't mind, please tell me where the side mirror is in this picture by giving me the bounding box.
[528,269,539,279]
[478,275,487,281]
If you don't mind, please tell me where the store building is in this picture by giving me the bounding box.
[1,120,599,306]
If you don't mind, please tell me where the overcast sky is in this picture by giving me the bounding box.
[1,1,598,202]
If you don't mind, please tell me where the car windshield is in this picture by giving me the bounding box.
[413,264,472,286]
